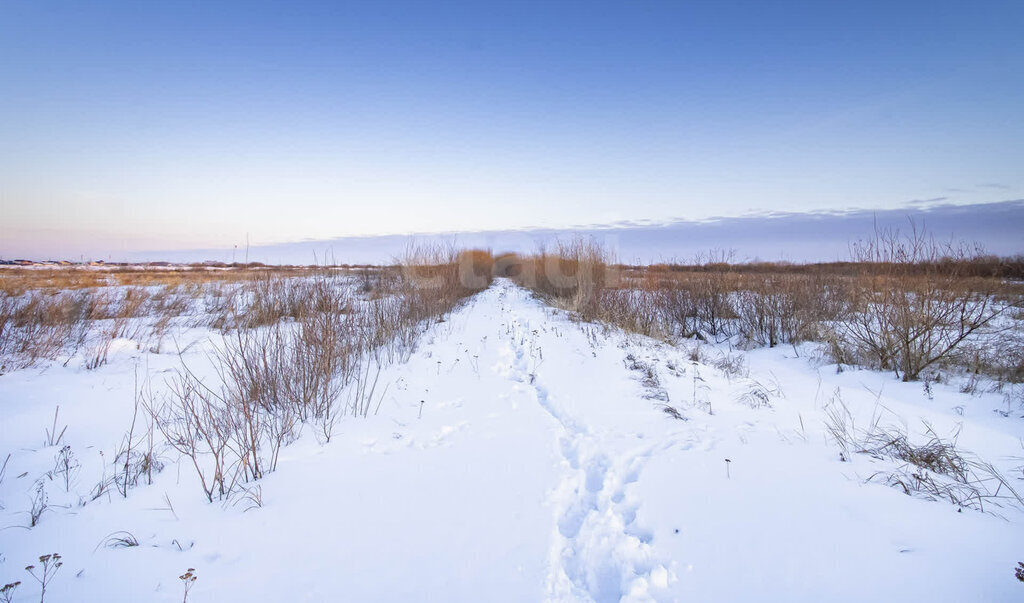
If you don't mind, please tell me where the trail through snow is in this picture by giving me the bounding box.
[493,284,672,601]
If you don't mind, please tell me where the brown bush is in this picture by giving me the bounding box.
[509,238,615,320]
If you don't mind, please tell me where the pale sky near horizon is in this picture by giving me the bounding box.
[2,1,1023,258]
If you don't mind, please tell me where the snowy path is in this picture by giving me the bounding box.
[492,285,671,601]
[2,279,1024,601]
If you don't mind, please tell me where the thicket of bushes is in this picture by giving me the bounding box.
[143,247,494,502]
[507,233,1023,385]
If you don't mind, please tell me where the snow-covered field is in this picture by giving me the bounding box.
[2,279,1023,601]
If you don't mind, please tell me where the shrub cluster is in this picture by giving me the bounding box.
[146,249,494,502]
[506,231,1022,384]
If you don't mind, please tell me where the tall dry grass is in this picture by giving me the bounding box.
[0,265,368,371]
[508,237,616,320]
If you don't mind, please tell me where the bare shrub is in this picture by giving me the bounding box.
[657,282,700,339]
[214,326,300,471]
[149,372,235,503]
[146,254,492,502]
[734,274,823,347]
[840,224,1004,381]
[690,271,737,341]
[152,315,334,501]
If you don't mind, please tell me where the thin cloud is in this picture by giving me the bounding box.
[119,199,1024,265]
[905,197,949,206]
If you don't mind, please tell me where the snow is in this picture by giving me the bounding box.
[2,279,1023,601]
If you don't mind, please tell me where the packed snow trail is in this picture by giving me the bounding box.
[2,278,1024,601]
[492,284,673,601]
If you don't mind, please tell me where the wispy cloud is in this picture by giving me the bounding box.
[113,200,1024,265]
[905,196,950,206]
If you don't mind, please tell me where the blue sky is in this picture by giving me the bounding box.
[1,1,1022,259]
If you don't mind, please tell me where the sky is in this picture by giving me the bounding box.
[1,0,1023,261]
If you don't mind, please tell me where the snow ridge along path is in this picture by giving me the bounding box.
[2,278,1024,601]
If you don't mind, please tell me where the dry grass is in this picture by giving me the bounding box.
[0,265,386,371]
[824,394,1023,512]
[0,264,350,293]
[507,238,615,320]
